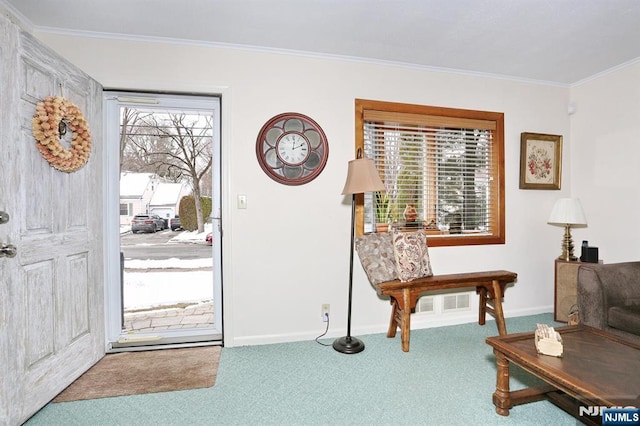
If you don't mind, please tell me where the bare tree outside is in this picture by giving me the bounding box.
[120,109,213,232]
[119,107,153,174]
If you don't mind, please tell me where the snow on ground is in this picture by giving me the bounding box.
[168,223,212,243]
[126,257,213,269]
[124,270,212,310]
[121,224,214,310]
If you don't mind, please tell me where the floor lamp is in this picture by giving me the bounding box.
[333,152,385,354]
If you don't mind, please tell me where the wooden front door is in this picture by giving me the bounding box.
[0,18,104,425]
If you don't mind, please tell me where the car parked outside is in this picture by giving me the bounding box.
[131,214,165,233]
[169,216,182,231]
[206,232,213,245]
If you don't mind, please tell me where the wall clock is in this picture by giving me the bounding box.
[256,112,329,185]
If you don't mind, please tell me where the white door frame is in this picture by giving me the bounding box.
[102,91,225,349]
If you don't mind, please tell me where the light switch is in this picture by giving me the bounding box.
[237,194,247,209]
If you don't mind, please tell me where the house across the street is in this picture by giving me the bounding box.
[149,182,190,224]
[119,172,189,226]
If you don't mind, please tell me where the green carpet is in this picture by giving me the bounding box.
[27,313,577,425]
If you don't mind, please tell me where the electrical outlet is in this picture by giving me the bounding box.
[321,304,330,322]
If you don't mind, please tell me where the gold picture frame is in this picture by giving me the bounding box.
[519,132,562,190]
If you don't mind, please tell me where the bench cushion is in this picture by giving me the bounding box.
[355,232,398,285]
[391,230,433,282]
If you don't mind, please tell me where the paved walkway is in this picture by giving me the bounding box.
[124,300,214,332]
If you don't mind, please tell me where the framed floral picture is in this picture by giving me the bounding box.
[519,132,562,190]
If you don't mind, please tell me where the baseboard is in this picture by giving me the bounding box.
[228,305,555,347]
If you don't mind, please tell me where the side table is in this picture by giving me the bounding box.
[554,259,581,322]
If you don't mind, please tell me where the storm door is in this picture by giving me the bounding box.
[103,92,222,349]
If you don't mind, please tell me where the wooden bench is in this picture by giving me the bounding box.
[374,270,518,352]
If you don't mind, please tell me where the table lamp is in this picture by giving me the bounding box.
[548,198,587,261]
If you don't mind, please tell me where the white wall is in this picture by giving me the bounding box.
[36,34,577,347]
[569,62,640,263]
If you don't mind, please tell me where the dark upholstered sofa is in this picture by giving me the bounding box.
[577,261,640,345]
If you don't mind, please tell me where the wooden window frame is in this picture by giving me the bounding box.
[354,99,505,247]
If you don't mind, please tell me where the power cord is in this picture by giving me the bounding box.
[315,313,332,347]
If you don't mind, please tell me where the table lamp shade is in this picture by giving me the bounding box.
[548,198,587,262]
[342,157,385,195]
[548,198,587,225]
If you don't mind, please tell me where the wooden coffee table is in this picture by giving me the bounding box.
[486,325,640,424]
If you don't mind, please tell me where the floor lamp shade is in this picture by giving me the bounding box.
[333,156,384,354]
[342,157,386,195]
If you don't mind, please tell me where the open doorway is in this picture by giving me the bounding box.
[104,92,222,349]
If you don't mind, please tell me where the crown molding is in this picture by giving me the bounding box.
[34,25,570,88]
[571,56,640,88]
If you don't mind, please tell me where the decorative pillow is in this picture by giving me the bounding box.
[355,232,398,285]
[391,230,433,282]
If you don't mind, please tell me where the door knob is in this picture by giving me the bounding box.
[0,211,8,225]
[0,243,17,258]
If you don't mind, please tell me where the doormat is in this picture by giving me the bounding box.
[53,346,221,402]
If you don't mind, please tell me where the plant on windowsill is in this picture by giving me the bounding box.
[375,191,394,233]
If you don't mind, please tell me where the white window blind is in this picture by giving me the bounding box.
[356,99,505,246]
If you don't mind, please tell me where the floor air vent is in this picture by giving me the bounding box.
[443,293,471,311]
[416,296,434,313]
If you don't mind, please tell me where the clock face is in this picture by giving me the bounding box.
[256,113,329,185]
[277,133,309,165]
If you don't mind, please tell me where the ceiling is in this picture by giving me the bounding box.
[4,0,640,85]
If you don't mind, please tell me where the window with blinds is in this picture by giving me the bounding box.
[355,99,505,246]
